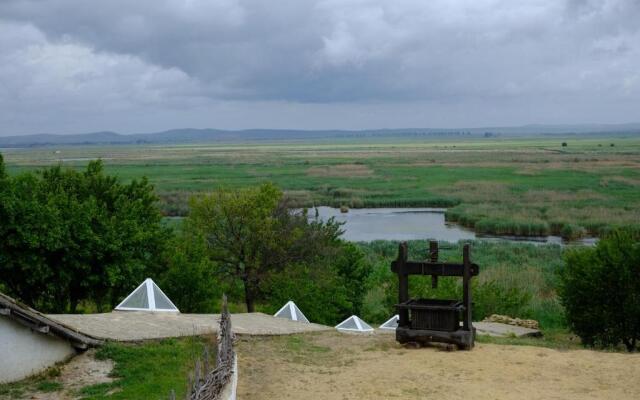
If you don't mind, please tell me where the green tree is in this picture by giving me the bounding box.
[187,183,342,312]
[560,229,640,351]
[0,160,168,312]
[332,243,371,316]
[158,231,221,313]
[0,153,5,180]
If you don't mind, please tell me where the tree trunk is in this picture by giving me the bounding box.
[624,337,637,352]
[70,297,78,314]
[242,276,255,313]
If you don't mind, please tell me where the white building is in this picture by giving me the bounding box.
[0,292,101,383]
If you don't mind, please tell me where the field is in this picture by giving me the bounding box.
[3,135,640,238]
[237,331,640,400]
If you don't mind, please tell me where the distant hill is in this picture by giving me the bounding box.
[1,123,639,147]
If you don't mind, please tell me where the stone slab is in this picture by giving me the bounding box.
[473,321,542,338]
[47,312,331,342]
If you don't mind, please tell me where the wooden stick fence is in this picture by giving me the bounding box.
[170,295,236,400]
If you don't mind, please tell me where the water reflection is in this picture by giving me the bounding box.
[308,207,596,245]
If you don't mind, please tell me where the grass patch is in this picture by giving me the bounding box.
[80,337,213,400]
[285,335,331,354]
[0,365,64,399]
[476,328,582,350]
[35,380,63,392]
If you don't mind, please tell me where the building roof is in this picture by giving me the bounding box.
[0,292,103,349]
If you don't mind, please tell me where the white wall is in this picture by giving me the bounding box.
[0,317,76,383]
[218,354,238,400]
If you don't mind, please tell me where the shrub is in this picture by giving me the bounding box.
[262,263,351,325]
[474,218,550,237]
[559,224,587,240]
[473,281,532,321]
[560,229,640,351]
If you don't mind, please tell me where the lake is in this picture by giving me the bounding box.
[310,207,597,245]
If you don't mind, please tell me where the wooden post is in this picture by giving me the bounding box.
[397,242,409,328]
[429,241,439,288]
[462,244,472,331]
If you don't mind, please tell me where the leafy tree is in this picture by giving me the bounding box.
[158,231,221,313]
[187,183,343,312]
[560,229,640,351]
[331,243,371,316]
[0,160,168,312]
[0,153,5,180]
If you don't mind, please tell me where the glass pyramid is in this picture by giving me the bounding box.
[335,315,374,332]
[379,314,399,330]
[115,278,179,312]
[274,301,310,323]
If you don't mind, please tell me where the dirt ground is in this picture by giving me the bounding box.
[236,331,640,400]
[1,350,113,400]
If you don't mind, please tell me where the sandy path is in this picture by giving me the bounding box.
[237,332,640,400]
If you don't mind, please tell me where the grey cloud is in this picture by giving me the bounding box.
[0,0,639,135]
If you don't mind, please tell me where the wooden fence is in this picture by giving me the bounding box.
[170,295,236,400]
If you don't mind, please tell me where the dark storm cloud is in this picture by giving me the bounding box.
[1,0,639,134]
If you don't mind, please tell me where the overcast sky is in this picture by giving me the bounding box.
[1,0,639,135]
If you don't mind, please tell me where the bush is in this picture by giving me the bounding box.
[475,218,550,237]
[473,281,532,321]
[560,229,640,351]
[260,242,370,325]
[262,263,351,325]
[559,224,587,240]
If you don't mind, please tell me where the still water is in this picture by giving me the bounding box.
[310,207,597,245]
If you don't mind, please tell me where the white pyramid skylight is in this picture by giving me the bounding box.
[115,278,179,312]
[335,315,374,333]
[274,301,310,323]
[379,314,399,330]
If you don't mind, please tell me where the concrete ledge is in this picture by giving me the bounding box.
[47,312,331,342]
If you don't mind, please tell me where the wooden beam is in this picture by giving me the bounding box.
[462,244,472,331]
[397,242,409,328]
[391,260,479,276]
[429,241,439,288]
[72,342,88,350]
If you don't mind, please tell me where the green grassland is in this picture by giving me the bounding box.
[4,135,640,237]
